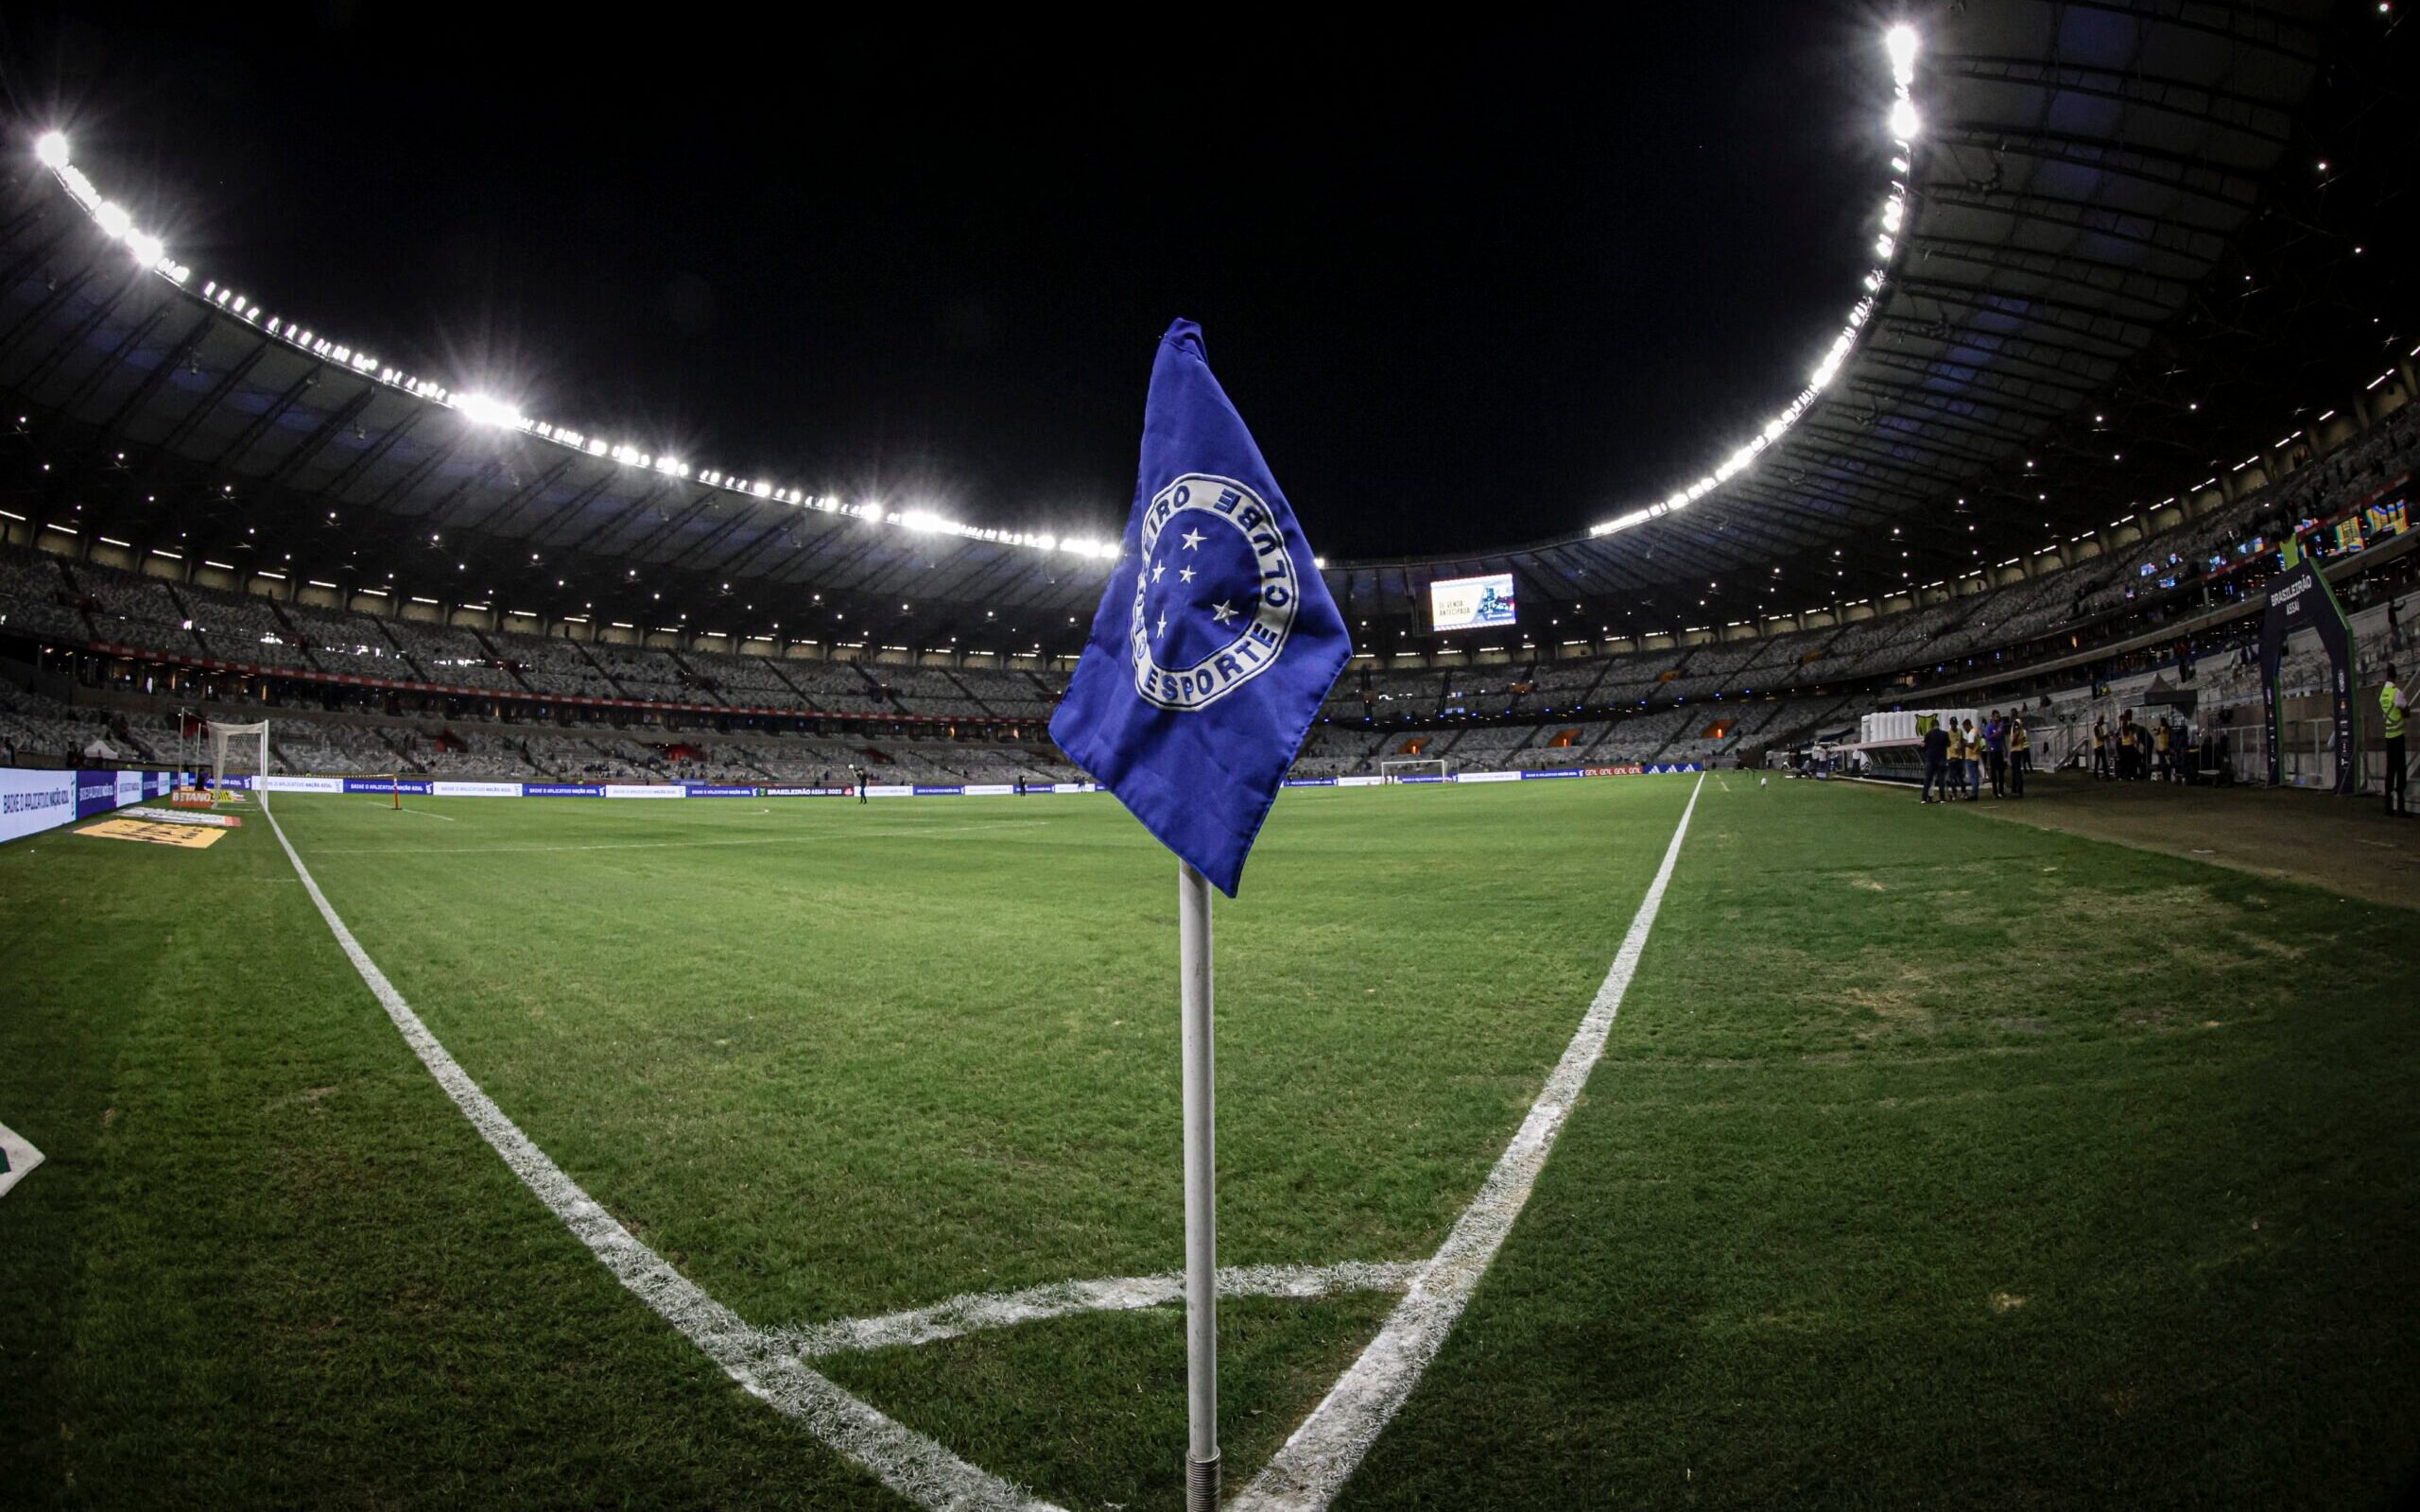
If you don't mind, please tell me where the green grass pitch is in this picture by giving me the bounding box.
[3,777,2415,1508]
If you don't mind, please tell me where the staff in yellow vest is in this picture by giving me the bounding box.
[2385,662,2409,818]
[2009,715,2031,798]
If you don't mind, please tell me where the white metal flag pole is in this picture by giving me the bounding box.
[1178,857,1219,1510]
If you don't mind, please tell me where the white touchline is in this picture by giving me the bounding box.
[392,805,455,820]
[769,1261,1421,1360]
[1232,772,1706,1511]
[262,801,1065,1512]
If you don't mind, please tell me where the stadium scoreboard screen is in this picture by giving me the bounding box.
[1428,573,1517,633]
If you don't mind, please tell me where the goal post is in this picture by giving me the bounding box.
[1379,757,1456,783]
[206,719,269,806]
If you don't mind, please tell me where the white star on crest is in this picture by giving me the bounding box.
[1181,528,1205,551]
[1210,600,1238,625]
[1150,561,1166,583]
[1155,611,1168,640]
[1179,566,1196,584]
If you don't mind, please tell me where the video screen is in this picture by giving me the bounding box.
[1429,573,1517,633]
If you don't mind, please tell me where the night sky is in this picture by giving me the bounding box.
[6,4,1892,561]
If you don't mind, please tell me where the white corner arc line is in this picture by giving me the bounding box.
[261,802,1064,1512]
[1233,773,1705,1511]
[771,1261,1421,1360]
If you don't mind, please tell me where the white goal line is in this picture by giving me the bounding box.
[1234,771,1705,1509]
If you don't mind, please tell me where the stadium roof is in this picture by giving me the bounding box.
[1,0,2411,655]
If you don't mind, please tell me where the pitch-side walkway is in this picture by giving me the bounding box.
[1957,771,2420,910]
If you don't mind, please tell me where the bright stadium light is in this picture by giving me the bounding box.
[1585,28,1917,542]
[1885,25,1920,86]
[454,392,524,429]
[30,125,1141,563]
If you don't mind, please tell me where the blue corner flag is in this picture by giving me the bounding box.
[1050,319,1352,897]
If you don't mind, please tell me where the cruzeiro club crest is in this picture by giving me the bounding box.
[1129,472,1301,712]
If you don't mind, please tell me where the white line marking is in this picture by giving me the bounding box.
[1234,772,1705,1511]
[770,1262,1420,1360]
[261,801,1063,1512]
[0,1119,45,1199]
[391,804,456,821]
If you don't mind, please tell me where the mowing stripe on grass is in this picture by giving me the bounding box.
[262,801,1065,1512]
[1235,772,1705,1511]
[770,1262,1422,1359]
[302,816,1053,857]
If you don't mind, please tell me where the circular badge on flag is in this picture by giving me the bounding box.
[1128,473,1301,712]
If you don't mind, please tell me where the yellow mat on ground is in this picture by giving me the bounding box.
[77,816,228,849]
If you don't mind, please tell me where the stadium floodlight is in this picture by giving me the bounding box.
[1586,27,1919,544]
[34,130,69,168]
[455,391,523,428]
[1886,25,1920,86]
[127,230,164,266]
[94,199,132,239]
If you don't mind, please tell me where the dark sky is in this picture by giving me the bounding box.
[7,4,1893,560]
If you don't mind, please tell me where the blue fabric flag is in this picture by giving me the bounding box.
[1050,319,1352,896]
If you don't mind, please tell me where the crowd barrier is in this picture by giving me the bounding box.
[214,776,1103,799]
[1280,763,1703,788]
[182,762,1705,808]
[0,767,188,846]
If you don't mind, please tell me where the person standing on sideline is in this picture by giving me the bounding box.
[2093,714,2113,779]
[2009,714,2030,797]
[1962,718,1984,799]
[2154,718,2174,782]
[1945,717,1967,800]
[1921,714,1951,804]
[2383,662,2409,817]
[1985,710,2008,798]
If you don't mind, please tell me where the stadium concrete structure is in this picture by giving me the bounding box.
[3,1,2417,796]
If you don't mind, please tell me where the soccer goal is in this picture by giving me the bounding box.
[1379,758,1456,783]
[207,719,270,806]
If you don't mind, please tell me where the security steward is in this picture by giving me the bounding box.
[2385,662,2409,818]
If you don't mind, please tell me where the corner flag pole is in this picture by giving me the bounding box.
[1047,321,1353,1506]
[1178,857,1219,1510]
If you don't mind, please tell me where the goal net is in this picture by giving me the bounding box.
[207,719,269,805]
[1379,758,1456,783]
